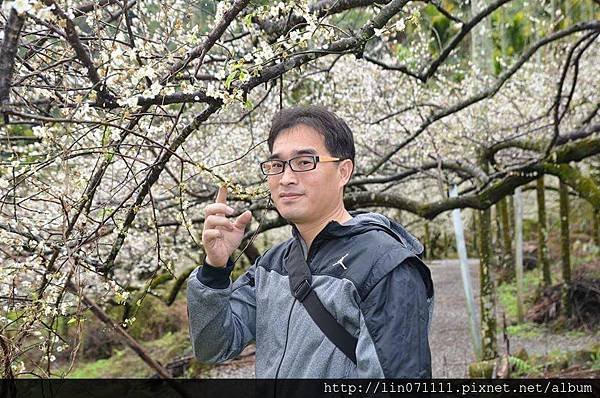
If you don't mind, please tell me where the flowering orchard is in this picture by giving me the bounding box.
[0,0,598,377]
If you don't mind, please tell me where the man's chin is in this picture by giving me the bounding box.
[276,208,304,224]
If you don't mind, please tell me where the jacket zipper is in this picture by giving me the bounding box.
[306,237,324,265]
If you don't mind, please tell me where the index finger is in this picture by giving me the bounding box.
[215,185,227,204]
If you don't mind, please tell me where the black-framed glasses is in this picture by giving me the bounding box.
[260,155,343,176]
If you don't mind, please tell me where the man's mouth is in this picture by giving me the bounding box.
[279,192,303,202]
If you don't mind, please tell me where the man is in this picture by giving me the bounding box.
[187,106,434,378]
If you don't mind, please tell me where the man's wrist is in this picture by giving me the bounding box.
[205,256,227,268]
[197,258,235,289]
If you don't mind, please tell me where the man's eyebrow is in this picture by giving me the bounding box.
[268,148,318,160]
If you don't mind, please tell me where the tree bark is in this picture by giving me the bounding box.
[242,241,261,264]
[498,197,514,280]
[472,3,495,349]
[443,231,449,258]
[558,178,572,318]
[536,177,552,287]
[472,2,496,350]
[593,206,600,247]
[507,196,515,237]
[0,8,26,122]
[165,267,195,306]
[472,209,479,253]
[478,207,498,360]
[424,222,431,259]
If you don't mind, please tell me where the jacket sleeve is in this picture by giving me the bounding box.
[356,256,433,378]
[186,257,257,364]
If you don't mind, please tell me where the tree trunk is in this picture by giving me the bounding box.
[593,206,600,247]
[472,210,478,253]
[424,222,431,260]
[507,196,515,236]
[536,177,551,287]
[443,231,449,258]
[498,197,514,280]
[493,205,502,271]
[558,178,572,318]
[0,8,26,122]
[478,208,498,360]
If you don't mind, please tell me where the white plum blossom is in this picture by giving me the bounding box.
[11,0,34,15]
[134,64,157,82]
[117,96,139,108]
[149,81,163,96]
[206,83,225,100]
[34,4,55,20]
[395,18,406,31]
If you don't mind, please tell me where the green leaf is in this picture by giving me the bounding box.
[225,70,239,89]
[102,127,110,147]
[243,13,254,29]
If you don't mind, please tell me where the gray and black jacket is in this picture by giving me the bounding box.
[187,212,434,378]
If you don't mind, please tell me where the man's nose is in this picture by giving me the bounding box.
[279,163,298,185]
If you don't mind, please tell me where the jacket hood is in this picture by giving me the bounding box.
[290,211,425,258]
[348,211,425,258]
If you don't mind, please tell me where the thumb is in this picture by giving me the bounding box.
[233,210,252,229]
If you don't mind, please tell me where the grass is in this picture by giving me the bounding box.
[565,329,588,338]
[592,352,600,370]
[67,357,116,378]
[63,331,191,378]
[472,343,600,377]
[509,355,542,376]
[497,268,542,322]
[506,322,544,338]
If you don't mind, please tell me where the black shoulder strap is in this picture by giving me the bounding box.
[286,240,358,365]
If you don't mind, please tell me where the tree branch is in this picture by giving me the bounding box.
[366,21,600,175]
[41,0,115,106]
[347,136,600,219]
[0,8,26,123]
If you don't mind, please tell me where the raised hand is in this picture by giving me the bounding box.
[202,185,253,267]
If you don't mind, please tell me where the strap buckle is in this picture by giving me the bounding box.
[293,279,311,302]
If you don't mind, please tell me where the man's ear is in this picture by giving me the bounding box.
[338,159,353,187]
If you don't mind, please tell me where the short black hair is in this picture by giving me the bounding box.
[267,105,355,175]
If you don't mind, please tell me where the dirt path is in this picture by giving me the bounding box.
[429,259,598,377]
[205,259,598,378]
[428,259,481,377]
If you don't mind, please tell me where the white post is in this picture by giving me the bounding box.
[514,187,525,323]
[450,185,482,359]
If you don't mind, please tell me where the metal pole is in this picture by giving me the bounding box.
[514,187,525,323]
[450,185,482,359]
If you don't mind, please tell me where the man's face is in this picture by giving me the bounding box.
[267,124,352,225]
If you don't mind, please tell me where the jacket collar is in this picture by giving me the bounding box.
[290,219,341,242]
[289,210,424,257]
